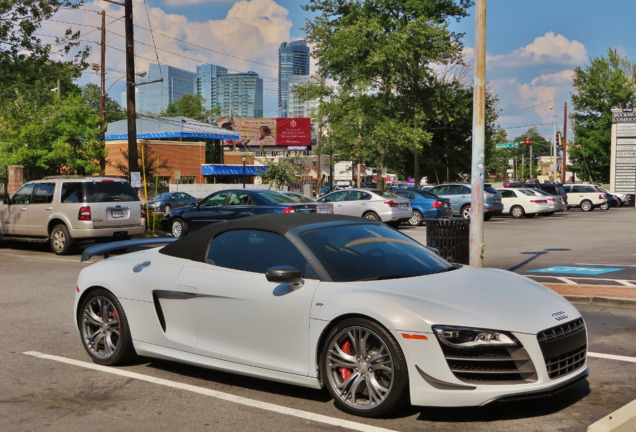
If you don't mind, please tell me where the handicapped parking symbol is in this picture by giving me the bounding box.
[528,266,623,275]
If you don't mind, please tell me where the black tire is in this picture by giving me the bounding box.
[363,211,380,221]
[616,198,623,208]
[460,205,471,219]
[171,218,189,237]
[408,210,423,226]
[542,211,555,216]
[164,204,171,213]
[78,288,136,366]
[510,205,525,218]
[320,318,409,418]
[580,200,594,212]
[483,213,493,221]
[524,213,536,218]
[50,224,74,255]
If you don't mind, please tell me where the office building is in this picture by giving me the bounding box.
[197,64,228,111]
[217,71,263,118]
[278,41,310,118]
[136,64,196,115]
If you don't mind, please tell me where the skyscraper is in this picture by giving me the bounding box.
[217,71,263,118]
[278,41,310,118]
[136,64,196,115]
[197,64,228,111]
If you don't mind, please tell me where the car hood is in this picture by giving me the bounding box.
[314,266,579,334]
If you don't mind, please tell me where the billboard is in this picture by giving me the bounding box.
[218,118,311,147]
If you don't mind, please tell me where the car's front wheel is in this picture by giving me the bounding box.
[320,318,408,417]
[50,224,74,255]
[460,205,471,219]
[78,288,135,366]
[580,200,594,212]
[171,218,189,237]
[408,210,423,226]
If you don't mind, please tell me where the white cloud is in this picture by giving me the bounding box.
[489,32,587,69]
[162,0,234,6]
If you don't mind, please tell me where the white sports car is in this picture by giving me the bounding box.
[74,213,588,417]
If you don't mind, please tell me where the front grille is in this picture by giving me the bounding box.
[537,318,587,379]
[439,345,537,384]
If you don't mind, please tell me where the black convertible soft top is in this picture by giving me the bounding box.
[159,213,368,263]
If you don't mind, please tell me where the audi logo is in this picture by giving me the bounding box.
[552,311,569,321]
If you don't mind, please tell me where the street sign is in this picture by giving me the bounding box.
[496,142,518,149]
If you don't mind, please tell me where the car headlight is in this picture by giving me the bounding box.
[433,326,519,349]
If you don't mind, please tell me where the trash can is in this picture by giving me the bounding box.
[425,218,470,264]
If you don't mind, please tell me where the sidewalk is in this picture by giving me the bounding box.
[543,283,636,308]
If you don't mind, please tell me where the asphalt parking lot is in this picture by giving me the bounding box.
[0,207,634,432]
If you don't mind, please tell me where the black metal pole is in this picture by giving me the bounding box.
[124,0,138,177]
[242,156,246,189]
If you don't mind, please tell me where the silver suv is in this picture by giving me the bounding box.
[0,176,145,254]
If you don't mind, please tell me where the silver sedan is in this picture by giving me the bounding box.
[316,188,412,226]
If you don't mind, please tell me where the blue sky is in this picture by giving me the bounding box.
[47,0,636,144]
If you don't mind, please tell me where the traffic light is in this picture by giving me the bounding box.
[525,139,531,146]
[556,131,562,146]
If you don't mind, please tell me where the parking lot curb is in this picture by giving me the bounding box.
[587,399,636,432]
[562,295,636,309]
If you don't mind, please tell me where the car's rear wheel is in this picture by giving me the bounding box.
[320,318,408,418]
[362,211,380,221]
[600,202,610,211]
[460,205,471,219]
[408,210,423,226]
[510,205,525,218]
[78,288,135,366]
[581,200,594,212]
[171,218,189,237]
[50,224,74,255]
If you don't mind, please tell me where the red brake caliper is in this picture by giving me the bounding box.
[339,341,352,381]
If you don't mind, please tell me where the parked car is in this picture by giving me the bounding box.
[524,188,567,215]
[148,191,198,213]
[161,189,320,238]
[316,188,412,226]
[427,183,504,220]
[597,186,628,207]
[75,213,589,417]
[391,189,452,226]
[283,191,315,203]
[521,182,568,208]
[496,188,550,218]
[562,184,608,211]
[0,176,145,254]
[316,185,344,197]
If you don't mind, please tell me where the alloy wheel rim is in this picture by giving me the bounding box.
[52,230,65,252]
[81,296,120,360]
[325,326,394,411]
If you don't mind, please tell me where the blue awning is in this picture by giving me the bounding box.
[105,116,240,141]
[201,164,267,176]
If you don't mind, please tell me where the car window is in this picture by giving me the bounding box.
[201,191,227,206]
[458,185,471,194]
[61,183,83,203]
[227,191,253,205]
[33,182,55,204]
[11,183,35,204]
[206,229,312,277]
[372,190,398,199]
[258,191,296,204]
[83,181,139,203]
[484,185,498,194]
[518,189,535,196]
[499,190,516,198]
[300,223,453,282]
[321,191,348,202]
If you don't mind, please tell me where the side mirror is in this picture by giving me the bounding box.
[266,266,303,290]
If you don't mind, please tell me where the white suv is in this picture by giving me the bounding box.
[0,176,145,254]
[562,184,607,212]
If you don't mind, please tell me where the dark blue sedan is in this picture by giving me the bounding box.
[148,192,198,213]
[161,189,319,237]
[391,189,452,226]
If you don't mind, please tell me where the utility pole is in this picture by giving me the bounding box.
[552,97,557,183]
[562,102,568,182]
[99,10,106,172]
[469,0,486,267]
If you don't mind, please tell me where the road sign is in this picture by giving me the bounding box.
[496,142,518,149]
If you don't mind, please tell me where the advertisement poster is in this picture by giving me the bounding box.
[218,118,311,147]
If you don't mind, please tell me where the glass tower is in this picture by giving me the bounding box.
[136,64,197,115]
[278,41,310,118]
[197,64,228,111]
[217,71,264,118]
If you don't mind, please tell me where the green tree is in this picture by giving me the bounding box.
[263,157,305,190]
[81,83,126,124]
[163,94,220,122]
[303,0,476,187]
[570,49,636,182]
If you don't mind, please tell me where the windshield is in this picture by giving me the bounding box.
[300,224,454,282]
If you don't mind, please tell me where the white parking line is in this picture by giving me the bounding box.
[588,352,636,364]
[23,351,398,432]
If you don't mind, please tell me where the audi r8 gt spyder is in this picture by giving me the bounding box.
[75,213,588,418]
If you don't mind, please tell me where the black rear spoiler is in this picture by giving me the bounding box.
[81,237,178,262]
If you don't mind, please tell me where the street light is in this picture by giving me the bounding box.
[242,155,247,189]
